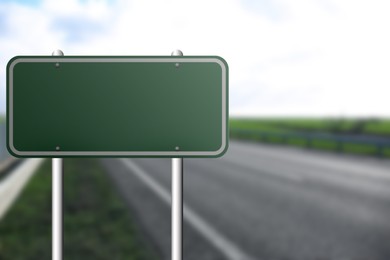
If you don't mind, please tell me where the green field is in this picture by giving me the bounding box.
[230,118,390,157]
[0,159,155,260]
[230,118,390,136]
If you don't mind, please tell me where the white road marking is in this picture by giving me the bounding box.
[0,158,44,220]
[119,158,255,260]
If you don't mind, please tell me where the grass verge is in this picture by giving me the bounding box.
[230,118,390,136]
[230,118,390,157]
[0,158,155,260]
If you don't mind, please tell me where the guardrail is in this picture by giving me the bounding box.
[0,157,20,179]
[0,122,16,178]
[230,129,390,157]
[0,123,8,161]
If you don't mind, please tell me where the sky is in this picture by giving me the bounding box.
[1,0,390,117]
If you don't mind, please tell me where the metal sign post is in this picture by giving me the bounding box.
[171,50,184,260]
[172,157,183,260]
[7,49,228,260]
[52,49,64,260]
[52,157,63,260]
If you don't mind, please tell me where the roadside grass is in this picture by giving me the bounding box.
[230,118,390,157]
[384,148,390,157]
[230,118,390,136]
[342,143,378,156]
[310,140,339,151]
[363,121,390,136]
[0,159,155,260]
[230,119,287,133]
[287,138,307,148]
[0,160,52,260]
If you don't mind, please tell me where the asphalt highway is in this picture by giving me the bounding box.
[102,140,390,260]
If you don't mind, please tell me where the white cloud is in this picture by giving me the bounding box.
[1,0,390,117]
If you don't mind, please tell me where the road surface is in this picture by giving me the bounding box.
[102,141,390,260]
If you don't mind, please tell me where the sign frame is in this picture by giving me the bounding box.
[7,56,229,158]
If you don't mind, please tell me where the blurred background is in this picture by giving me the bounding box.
[1,0,390,259]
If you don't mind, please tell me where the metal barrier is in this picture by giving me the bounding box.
[231,129,390,157]
[0,123,9,161]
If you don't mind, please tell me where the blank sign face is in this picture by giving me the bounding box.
[7,57,228,157]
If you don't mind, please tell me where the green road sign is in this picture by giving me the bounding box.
[7,56,228,157]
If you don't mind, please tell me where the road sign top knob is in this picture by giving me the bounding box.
[171,50,183,56]
[52,50,64,56]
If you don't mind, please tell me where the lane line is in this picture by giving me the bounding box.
[119,158,255,260]
[0,158,44,220]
